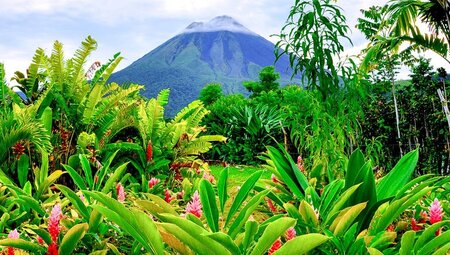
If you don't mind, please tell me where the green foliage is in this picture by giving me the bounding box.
[243,66,280,97]
[199,82,224,105]
[276,0,351,98]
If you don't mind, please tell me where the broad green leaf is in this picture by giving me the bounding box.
[432,242,450,255]
[273,233,329,255]
[94,150,119,190]
[367,247,384,255]
[331,202,367,237]
[204,232,240,255]
[345,149,365,190]
[0,239,46,253]
[17,195,46,216]
[299,200,319,227]
[325,183,361,225]
[17,154,29,188]
[101,162,128,193]
[418,230,450,255]
[399,231,415,255]
[377,149,418,200]
[415,221,450,252]
[228,189,271,238]
[159,214,231,255]
[199,179,219,232]
[58,223,89,255]
[130,208,165,255]
[57,184,89,219]
[225,170,263,226]
[217,168,228,214]
[159,222,215,255]
[79,154,94,189]
[63,164,87,190]
[319,179,344,217]
[242,220,259,252]
[250,217,296,255]
[37,170,65,198]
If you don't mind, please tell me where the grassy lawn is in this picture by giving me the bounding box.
[209,165,271,188]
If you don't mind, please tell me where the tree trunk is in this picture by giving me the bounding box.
[392,80,403,156]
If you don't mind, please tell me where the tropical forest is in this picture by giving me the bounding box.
[1,0,450,254]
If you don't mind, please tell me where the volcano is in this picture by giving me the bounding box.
[110,15,298,116]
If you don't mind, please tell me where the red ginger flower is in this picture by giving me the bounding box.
[268,238,282,255]
[164,189,173,203]
[7,229,19,255]
[271,174,279,183]
[297,156,306,174]
[285,227,296,241]
[267,199,277,213]
[146,140,153,162]
[411,218,422,231]
[148,178,160,188]
[116,183,126,203]
[186,190,202,218]
[202,172,215,183]
[429,198,443,224]
[47,243,58,255]
[48,204,62,243]
[419,210,428,223]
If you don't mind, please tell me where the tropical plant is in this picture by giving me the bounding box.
[275,0,352,98]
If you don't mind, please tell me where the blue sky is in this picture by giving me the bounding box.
[0,0,448,81]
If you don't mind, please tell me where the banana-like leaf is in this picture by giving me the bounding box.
[228,189,271,238]
[63,164,87,190]
[273,233,329,255]
[399,230,415,255]
[199,179,219,232]
[57,184,89,219]
[225,170,263,226]
[376,149,418,201]
[330,202,367,236]
[250,217,296,255]
[0,239,46,253]
[79,154,94,189]
[58,223,89,254]
[217,168,228,214]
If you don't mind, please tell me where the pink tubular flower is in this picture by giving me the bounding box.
[7,229,19,255]
[268,239,282,255]
[429,198,443,224]
[47,243,58,255]
[186,190,202,218]
[202,172,215,183]
[148,178,160,188]
[285,227,296,241]
[116,183,126,203]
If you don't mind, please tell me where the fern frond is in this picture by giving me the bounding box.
[49,40,65,86]
[71,36,97,84]
[25,48,46,99]
[157,89,170,107]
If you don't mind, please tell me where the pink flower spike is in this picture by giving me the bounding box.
[429,198,443,224]
[148,178,160,188]
[186,190,202,218]
[48,204,62,244]
[116,183,126,203]
[7,229,19,255]
[285,227,296,241]
[268,239,282,255]
[8,229,19,239]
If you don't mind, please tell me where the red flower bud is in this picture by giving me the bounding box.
[146,140,153,162]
